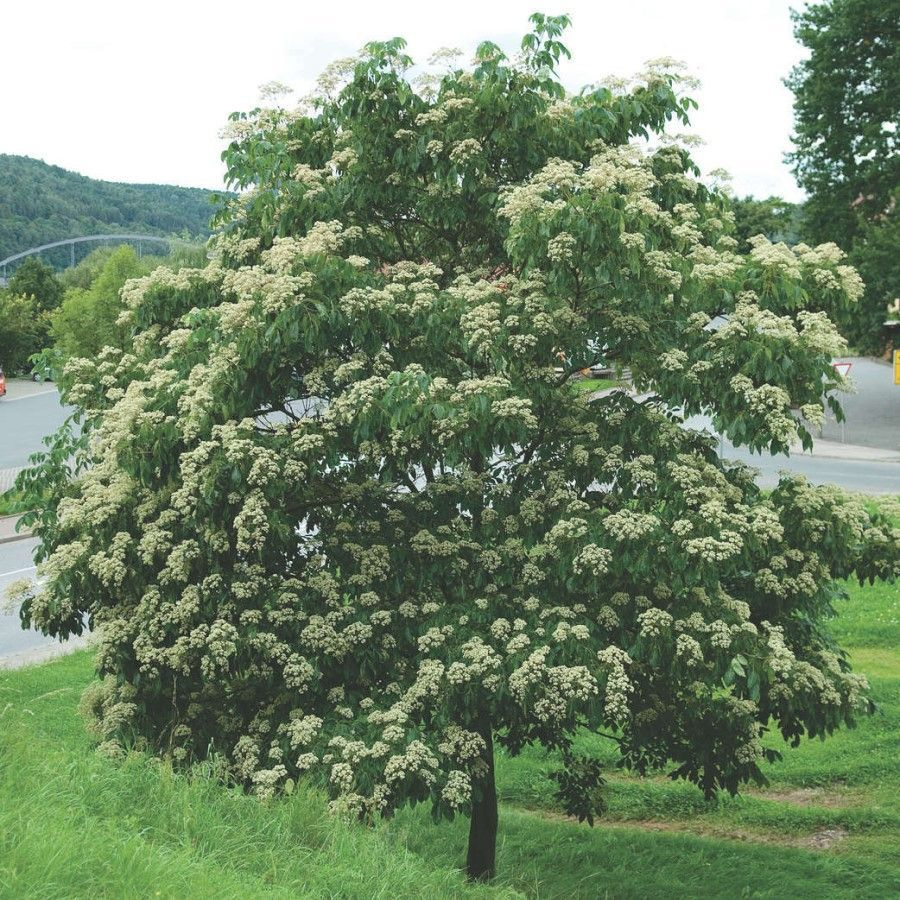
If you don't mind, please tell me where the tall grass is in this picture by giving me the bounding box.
[0,656,505,899]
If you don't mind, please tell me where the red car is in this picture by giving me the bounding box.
[0,366,6,398]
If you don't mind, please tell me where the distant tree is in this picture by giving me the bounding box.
[50,243,210,362]
[7,257,64,311]
[730,196,802,249]
[786,0,899,351]
[0,292,43,373]
[13,15,897,884]
[51,245,146,358]
[849,193,900,339]
[165,243,211,270]
[58,246,119,291]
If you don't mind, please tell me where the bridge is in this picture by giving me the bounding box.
[0,234,172,283]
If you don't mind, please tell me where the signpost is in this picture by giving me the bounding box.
[832,361,852,379]
[831,362,852,443]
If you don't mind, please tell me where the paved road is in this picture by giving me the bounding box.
[819,357,900,450]
[0,536,57,658]
[0,384,82,661]
[0,387,71,467]
[714,439,899,494]
[684,411,899,495]
[0,382,74,490]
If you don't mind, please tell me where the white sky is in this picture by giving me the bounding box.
[1,0,808,200]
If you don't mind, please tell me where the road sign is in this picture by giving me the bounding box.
[894,350,900,386]
[832,361,852,378]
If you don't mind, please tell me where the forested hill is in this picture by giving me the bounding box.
[0,155,226,263]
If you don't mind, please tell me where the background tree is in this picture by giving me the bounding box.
[730,195,802,249]
[7,256,64,312]
[14,14,897,883]
[0,292,43,373]
[786,0,899,352]
[58,246,121,291]
[51,245,152,358]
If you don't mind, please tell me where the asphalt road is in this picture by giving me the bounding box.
[716,440,899,494]
[0,536,59,658]
[684,410,899,494]
[819,357,900,450]
[0,385,72,469]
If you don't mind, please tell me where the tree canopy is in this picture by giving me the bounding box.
[730,196,802,250]
[0,292,42,373]
[0,257,62,372]
[14,14,898,882]
[6,257,64,311]
[786,0,899,351]
[50,245,151,359]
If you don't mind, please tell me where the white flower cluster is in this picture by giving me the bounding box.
[449,138,482,163]
[573,544,612,576]
[797,311,849,358]
[497,158,579,225]
[748,236,802,281]
[683,531,743,563]
[441,769,472,809]
[675,634,703,666]
[547,231,577,263]
[729,375,798,445]
[597,645,633,723]
[383,740,439,787]
[603,509,660,542]
[638,607,674,638]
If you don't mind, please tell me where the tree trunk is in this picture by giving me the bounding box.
[466,718,498,881]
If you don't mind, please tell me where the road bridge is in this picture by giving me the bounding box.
[0,233,171,282]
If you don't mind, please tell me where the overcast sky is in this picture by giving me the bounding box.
[2,1,809,200]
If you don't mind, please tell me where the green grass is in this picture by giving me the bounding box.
[0,485,43,518]
[1,502,897,898]
[2,651,897,899]
[571,377,621,393]
[0,655,505,900]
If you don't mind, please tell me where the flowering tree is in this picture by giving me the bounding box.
[15,15,897,881]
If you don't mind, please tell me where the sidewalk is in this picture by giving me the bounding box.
[788,439,900,463]
[0,467,23,493]
[0,634,92,669]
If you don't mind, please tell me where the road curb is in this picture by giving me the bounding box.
[0,635,93,670]
[788,442,900,464]
[0,514,32,545]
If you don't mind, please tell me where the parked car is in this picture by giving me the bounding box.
[0,366,6,398]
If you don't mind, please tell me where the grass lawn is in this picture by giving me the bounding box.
[1,525,897,897]
[571,377,621,394]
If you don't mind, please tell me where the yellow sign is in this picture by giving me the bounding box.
[895,349,900,385]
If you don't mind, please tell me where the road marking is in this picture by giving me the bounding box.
[0,565,37,579]
[0,389,59,403]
